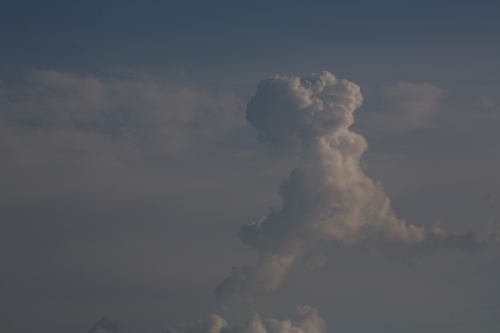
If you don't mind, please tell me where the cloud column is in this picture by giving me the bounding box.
[216,71,426,303]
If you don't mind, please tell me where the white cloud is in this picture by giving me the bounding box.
[216,71,499,304]
[216,72,427,303]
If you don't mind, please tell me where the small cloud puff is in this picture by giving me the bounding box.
[165,306,325,333]
[88,317,119,333]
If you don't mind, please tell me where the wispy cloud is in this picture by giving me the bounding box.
[0,71,246,205]
[361,81,444,132]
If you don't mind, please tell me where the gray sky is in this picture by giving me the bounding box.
[1,1,500,333]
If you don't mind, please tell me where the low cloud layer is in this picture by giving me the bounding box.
[0,70,246,205]
[0,70,244,155]
[165,306,325,333]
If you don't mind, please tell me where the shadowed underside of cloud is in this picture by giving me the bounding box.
[215,71,499,304]
[165,306,325,333]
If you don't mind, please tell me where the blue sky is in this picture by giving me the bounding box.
[1,1,500,333]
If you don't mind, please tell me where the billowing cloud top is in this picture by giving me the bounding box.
[246,71,363,150]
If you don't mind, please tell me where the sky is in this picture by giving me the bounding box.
[1,1,500,333]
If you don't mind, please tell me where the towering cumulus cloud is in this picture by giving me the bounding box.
[216,71,426,303]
